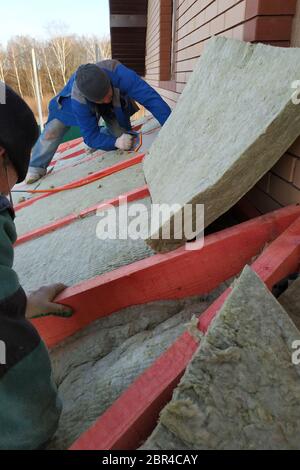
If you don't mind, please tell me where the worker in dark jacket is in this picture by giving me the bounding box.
[26,59,172,183]
[0,83,72,449]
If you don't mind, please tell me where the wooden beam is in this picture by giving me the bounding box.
[70,214,300,450]
[32,205,300,349]
[15,154,145,212]
[15,186,150,246]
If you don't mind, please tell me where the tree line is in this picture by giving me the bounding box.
[0,25,111,115]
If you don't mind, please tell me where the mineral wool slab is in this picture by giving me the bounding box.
[15,163,146,237]
[14,198,153,292]
[48,294,221,449]
[143,37,300,252]
[142,266,300,450]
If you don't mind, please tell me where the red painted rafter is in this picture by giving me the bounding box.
[47,149,113,177]
[15,186,150,246]
[70,214,300,450]
[15,153,145,211]
[57,138,83,154]
[49,149,86,167]
[32,205,300,350]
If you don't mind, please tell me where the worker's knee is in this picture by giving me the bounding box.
[44,129,60,140]
[43,120,64,141]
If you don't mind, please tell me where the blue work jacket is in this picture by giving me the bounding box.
[48,60,171,150]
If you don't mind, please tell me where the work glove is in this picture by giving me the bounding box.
[115,133,134,151]
[26,283,73,319]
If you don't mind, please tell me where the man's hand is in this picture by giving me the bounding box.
[115,133,134,151]
[26,283,73,319]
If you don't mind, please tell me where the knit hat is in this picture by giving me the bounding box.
[76,64,111,102]
[0,83,39,183]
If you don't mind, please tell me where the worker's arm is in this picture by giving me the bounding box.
[72,99,117,151]
[0,207,62,450]
[115,64,172,126]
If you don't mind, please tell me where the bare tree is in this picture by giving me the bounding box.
[99,36,111,59]
[0,46,7,82]
[46,21,72,85]
[11,47,23,97]
[7,37,40,97]
[82,36,98,63]
[41,43,57,95]
[0,30,112,118]
[82,35,111,62]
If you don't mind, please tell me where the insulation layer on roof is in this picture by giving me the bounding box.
[14,123,161,291]
[142,266,300,450]
[14,198,153,292]
[143,37,300,252]
[15,162,145,236]
[48,294,217,449]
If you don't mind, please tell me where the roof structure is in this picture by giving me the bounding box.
[109,0,148,75]
[11,31,300,449]
[12,115,300,448]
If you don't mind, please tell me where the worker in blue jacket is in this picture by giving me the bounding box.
[26,59,172,183]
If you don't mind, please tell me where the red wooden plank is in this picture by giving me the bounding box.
[28,153,145,194]
[14,154,145,211]
[70,214,300,451]
[79,185,150,217]
[15,214,78,246]
[143,126,161,135]
[15,186,150,246]
[32,205,300,349]
[50,147,104,170]
[252,216,300,288]
[71,331,198,451]
[199,215,300,333]
[57,138,83,154]
[15,190,54,211]
[49,149,86,167]
[48,150,108,177]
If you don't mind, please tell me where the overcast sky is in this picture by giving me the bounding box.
[0,0,110,45]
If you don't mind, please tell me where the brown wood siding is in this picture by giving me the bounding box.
[291,0,300,45]
[109,0,148,75]
[110,0,148,15]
